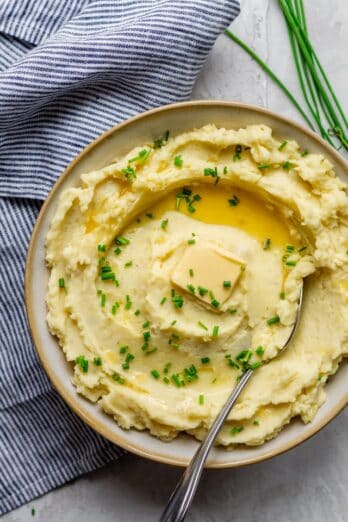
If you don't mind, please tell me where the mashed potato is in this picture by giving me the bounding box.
[46,124,348,445]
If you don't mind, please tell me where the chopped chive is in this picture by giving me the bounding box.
[171,293,184,309]
[125,353,135,364]
[186,284,195,294]
[255,346,264,357]
[101,272,115,281]
[124,261,133,268]
[279,291,285,300]
[125,295,132,310]
[115,236,130,246]
[112,372,125,384]
[111,301,120,315]
[193,194,201,201]
[100,293,106,307]
[249,361,262,370]
[122,362,130,370]
[278,140,288,151]
[75,355,88,373]
[93,356,102,366]
[134,309,140,316]
[160,297,167,305]
[223,280,231,288]
[171,320,177,326]
[146,213,154,219]
[203,167,218,178]
[189,268,194,277]
[230,426,244,435]
[151,369,160,379]
[262,238,271,250]
[227,358,240,369]
[283,161,295,171]
[228,195,240,206]
[161,219,168,230]
[58,277,66,289]
[236,350,252,363]
[163,376,170,384]
[98,244,106,252]
[212,325,219,337]
[143,331,151,342]
[286,244,295,252]
[301,149,309,157]
[129,148,151,164]
[174,155,183,168]
[114,247,122,255]
[211,299,220,308]
[119,345,128,354]
[163,362,172,374]
[198,321,208,331]
[198,394,205,405]
[253,420,260,426]
[201,357,210,364]
[187,239,195,245]
[198,286,208,297]
[285,260,297,266]
[257,163,271,170]
[267,315,280,326]
[229,308,237,315]
[142,320,150,328]
[122,166,136,181]
[154,130,170,149]
[298,245,307,253]
[171,373,181,387]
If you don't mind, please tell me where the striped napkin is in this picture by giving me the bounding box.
[0,0,239,514]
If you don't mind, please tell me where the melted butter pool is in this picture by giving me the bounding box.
[146,185,293,248]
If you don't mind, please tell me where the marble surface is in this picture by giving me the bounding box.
[5,0,347,520]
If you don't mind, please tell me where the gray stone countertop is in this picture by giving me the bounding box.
[5,0,347,520]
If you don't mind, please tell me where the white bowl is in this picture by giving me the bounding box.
[25,101,348,468]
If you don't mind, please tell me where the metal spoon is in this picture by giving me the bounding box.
[160,284,303,522]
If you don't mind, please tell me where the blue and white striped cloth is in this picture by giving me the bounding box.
[0,0,239,514]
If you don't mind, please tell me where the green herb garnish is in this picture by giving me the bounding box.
[211,299,220,308]
[230,426,244,435]
[125,294,132,310]
[223,280,231,288]
[93,357,102,366]
[76,355,89,373]
[198,321,208,331]
[201,357,210,364]
[161,219,168,230]
[279,140,288,151]
[267,315,280,326]
[255,346,264,357]
[174,155,183,168]
[228,195,240,207]
[212,325,219,337]
[154,130,170,149]
[160,297,167,305]
[98,244,106,252]
[198,394,205,405]
[262,238,271,250]
[58,277,66,290]
[115,236,130,246]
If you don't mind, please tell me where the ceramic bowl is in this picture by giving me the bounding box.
[25,101,348,467]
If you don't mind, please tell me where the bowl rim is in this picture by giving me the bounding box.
[24,100,348,468]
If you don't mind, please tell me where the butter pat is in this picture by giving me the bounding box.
[171,243,245,305]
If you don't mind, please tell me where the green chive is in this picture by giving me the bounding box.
[75,355,88,373]
[146,213,154,219]
[134,309,140,316]
[236,350,252,363]
[279,140,288,151]
[201,357,210,364]
[151,369,160,379]
[198,394,205,405]
[160,297,167,305]
[125,261,133,268]
[211,299,220,308]
[267,315,280,326]
[171,293,184,308]
[298,245,307,253]
[283,161,295,171]
[58,277,66,290]
[198,321,208,331]
[122,166,136,181]
[115,236,130,246]
[230,426,244,435]
[187,284,195,294]
[253,420,260,426]
[229,308,237,314]
[187,239,195,245]
[257,163,271,170]
[171,374,181,387]
[111,302,119,315]
[223,280,231,288]
[174,155,183,168]
[255,346,264,357]
[161,219,168,230]
[154,130,170,149]
[198,286,208,297]
[98,244,106,252]
[285,260,297,266]
[228,195,240,206]
[125,295,132,310]
[262,238,271,250]
[189,268,194,277]
[93,356,102,366]
[142,320,150,328]
[279,291,285,300]
[203,167,218,178]
[212,325,219,337]
[301,149,309,157]
[100,293,106,307]
[119,345,128,354]
[112,372,125,384]
[114,247,122,255]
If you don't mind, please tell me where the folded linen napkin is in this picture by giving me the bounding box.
[0,0,239,514]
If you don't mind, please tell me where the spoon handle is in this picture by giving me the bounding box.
[159,369,254,522]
